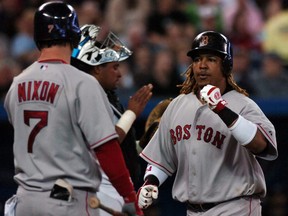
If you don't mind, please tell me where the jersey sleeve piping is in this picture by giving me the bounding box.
[140,152,174,175]
[256,124,278,160]
[90,132,118,149]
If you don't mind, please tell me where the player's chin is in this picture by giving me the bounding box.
[196,79,210,89]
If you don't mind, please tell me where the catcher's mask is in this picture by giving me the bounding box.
[71,24,132,66]
[34,1,81,49]
[187,31,233,75]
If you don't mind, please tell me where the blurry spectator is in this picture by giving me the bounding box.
[145,15,167,53]
[164,11,193,51]
[262,0,283,20]
[223,0,263,51]
[124,21,147,51]
[150,49,180,97]
[131,45,154,89]
[175,40,193,82]
[262,5,288,66]
[0,58,21,101]
[118,61,135,90]
[0,0,23,37]
[185,0,224,32]
[76,0,103,27]
[105,0,151,37]
[253,52,288,98]
[146,0,189,48]
[11,8,39,69]
[0,33,10,59]
[117,61,137,100]
[232,46,257,95]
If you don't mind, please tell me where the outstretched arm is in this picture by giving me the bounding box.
[94,139,143,215]
[116,84,153,143]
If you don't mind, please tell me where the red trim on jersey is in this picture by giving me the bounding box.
[38,59,68,64]
[90,133,118,149]
[248,196,252,216]
[140,152,173,175]
[85,192,91,216]
[257,124,276,147]
[95,138,135,199]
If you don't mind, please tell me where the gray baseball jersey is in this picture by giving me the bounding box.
[140,90,277,203]
[4,60,118,191]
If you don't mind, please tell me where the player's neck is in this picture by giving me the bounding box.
[38,45,72,64]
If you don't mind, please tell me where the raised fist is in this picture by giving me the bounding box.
[200,84,227,112]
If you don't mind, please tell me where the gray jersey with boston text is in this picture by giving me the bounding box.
[4,61,118,192]
[140,90,277,203]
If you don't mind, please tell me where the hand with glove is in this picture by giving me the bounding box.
[122,191,144,216]
[137,182,159,209]
[200,84,227,113]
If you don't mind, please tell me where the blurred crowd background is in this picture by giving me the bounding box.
[1,0,288,215]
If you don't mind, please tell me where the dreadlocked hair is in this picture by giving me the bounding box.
[178,64,249,97]
[178,64,198,95]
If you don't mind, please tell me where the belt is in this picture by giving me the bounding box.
[187,202,219,212]
[187,195,258,212]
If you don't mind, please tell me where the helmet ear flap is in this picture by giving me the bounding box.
[222,55,233,75]
[222,41,233,75]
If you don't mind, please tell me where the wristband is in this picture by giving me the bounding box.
[144,165,168,186]
[229,115,257,146]
[116,110,136,134]
[217,107,239,127]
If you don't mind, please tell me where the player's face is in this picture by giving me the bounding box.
[192,53,226,91]
[96,62,122,91]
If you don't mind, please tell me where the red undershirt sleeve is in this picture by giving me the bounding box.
[94,138,135,198]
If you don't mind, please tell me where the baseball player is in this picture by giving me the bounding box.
[71,24,151,216]
[137,31,278,216]
[4,2,140,216]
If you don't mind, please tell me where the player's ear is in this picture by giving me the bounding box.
[93,66,101,75]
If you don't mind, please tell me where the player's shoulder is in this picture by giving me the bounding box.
[63,64,99,84]
[224,90,260,110]
[225,90,254,102]
[171,93,198,104]
[164,93,198,112]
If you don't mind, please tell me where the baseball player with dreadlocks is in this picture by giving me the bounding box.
[137,31,278,216]
[71,24,152,216]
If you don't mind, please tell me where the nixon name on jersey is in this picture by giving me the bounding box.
[17,80,61,105]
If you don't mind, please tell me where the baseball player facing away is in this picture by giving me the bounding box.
[4,2,140,216]
[137,31,278,216]
[71,24,152,215]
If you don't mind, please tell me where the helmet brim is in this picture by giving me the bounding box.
[187,48,226,59]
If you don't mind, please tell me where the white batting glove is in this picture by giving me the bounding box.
[200,84,227,112]
[137,184,158,209]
